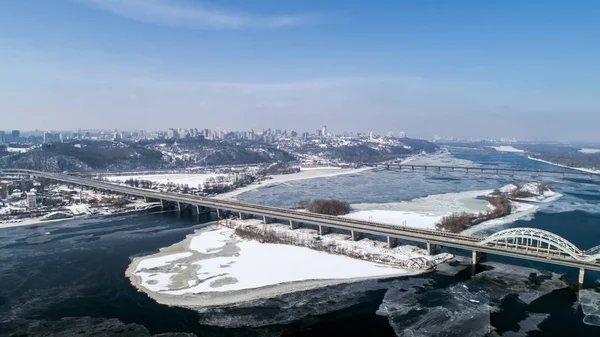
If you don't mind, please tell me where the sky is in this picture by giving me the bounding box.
[1,0,599,140]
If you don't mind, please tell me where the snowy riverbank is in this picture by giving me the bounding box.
[527,156,600,175]
[127,220,451,308]
[0,200,161,229]
[215,166,373,200]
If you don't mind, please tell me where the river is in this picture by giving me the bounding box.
[1,147,599,336]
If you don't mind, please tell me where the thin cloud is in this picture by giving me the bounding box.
[74,0,314,29]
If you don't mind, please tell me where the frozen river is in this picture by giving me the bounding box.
[1,147,600,336]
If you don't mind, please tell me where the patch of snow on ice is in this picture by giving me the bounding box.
[189,229,230,254]
[135,252,193,272]
[165,236,408,294]
[136,272,178,292]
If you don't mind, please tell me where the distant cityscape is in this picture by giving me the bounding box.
[0,126,410,145]
[0,127,532,146]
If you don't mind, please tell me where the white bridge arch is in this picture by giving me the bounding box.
[479,227,600,262]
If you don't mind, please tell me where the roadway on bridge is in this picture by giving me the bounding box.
[3,169,600,273]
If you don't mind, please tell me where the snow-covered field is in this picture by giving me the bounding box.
[300,166,342,171]
[486,146,525,153]
[104,173,227,187]
[579,148,600,154]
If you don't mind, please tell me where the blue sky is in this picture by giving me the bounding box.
[1,0,599,140]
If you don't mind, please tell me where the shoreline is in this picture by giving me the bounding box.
[0,204,162,230]
[215,166,374,200]
[527,156,600,175]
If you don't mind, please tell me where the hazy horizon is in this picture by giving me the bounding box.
[2,1,599,141]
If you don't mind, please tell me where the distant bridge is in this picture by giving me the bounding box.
[2,169,599,286]
[364,163,600,177]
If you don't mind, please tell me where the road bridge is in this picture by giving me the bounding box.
[364,163,600,177]
[2,169,599,286]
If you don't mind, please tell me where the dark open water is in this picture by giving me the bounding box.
[1,147,599,336]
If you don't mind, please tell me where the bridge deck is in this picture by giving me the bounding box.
[3,169,600,272]
[365,163,599,176]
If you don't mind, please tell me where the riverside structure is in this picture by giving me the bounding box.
[2,168,599,286]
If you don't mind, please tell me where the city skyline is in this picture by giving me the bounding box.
[1,1,599,140]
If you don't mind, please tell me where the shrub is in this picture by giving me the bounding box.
[298,199,351,216]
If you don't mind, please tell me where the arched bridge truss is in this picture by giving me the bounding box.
[479,228,600,262]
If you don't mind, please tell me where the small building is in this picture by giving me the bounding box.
[26,192,37,208]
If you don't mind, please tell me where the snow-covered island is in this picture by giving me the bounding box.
[126,219,452,308]
[346,181,560,236]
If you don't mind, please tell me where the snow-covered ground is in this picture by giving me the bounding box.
[5,146,37,153]
[104,173,227,187]
[127,221,449,306]
[486,146,524,153]
[300,166,342,171]
[527,156,600,174]
[579,148,600,154]
[66,204,93,216]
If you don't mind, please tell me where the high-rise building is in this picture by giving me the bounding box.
[398,131,406,138]
[43,132,61,144]
[26,192,37,208]
[322,125,327,137]
[0,131,5,144]
[167,128,179,139]
[11,130,20,141]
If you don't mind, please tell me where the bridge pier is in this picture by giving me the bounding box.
[472,250,482,265]
[216,208,221,219]
[289,219,300,229]
[239,211,244,219]
[263,215,268,224]
[427,242,436,255]
[319,225,331,235]
[387,236,398,249]
[579,268,585,288]
[177,202,181,211]
[351,230,363,241]
[161,199,165,209]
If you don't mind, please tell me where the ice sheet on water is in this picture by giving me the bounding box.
[193,278,396,328]
[579,290,600,327]
[500,314,550,337]
[377,278,492,337]
[378,263,567,336]
[473,262,568,304]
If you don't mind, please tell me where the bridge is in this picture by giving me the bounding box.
[364,163,600,177]
[2,169,599,286]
